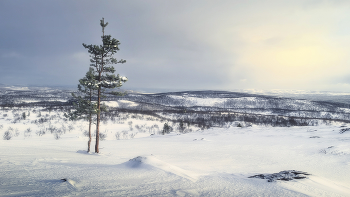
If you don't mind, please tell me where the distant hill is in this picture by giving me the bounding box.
[1,88,350,124]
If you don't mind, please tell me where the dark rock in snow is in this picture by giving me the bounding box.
[339,128,350,134]
[249,170,310,182]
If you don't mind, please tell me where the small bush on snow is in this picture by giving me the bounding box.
[47,125,57,134]
[36,129,46,136]
[68,124,74,132]
[24,128,32,137]
[129,133,137,139]
[54,133,61,140]
[115,132,121,140]
[99,132,107,141]
[3,127,18,140]
[14,128,19,137]
[161,123,172,135]
[60,124,67,134]
[122,130,128,139]
[83,130,89,137]
[3,131,12,140]
[22,112,26,120]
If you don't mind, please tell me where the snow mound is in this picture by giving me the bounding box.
[249,170,310,182]
[76,150,89,154]
[61,178,77,189]
[126,155,199,182]
[319,146,350,155]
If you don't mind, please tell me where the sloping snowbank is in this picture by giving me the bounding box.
[1,123,350,196]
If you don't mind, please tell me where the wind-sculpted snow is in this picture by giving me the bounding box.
[126,155,200,182]
[1,123,350,196]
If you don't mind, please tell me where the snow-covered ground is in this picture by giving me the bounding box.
[1,108,350,196]
[103,100,139,108]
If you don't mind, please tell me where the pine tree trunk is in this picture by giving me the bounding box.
[95,75,101,153]
[88,114,92,152]
[88,90,93,153]
[95,24,104,153]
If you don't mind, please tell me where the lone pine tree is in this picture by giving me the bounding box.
[82,18,127,153]
[65,68,99,152]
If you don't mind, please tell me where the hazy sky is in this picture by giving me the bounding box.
[1,0,350,92]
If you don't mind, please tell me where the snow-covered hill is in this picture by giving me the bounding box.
[1,88,350,196]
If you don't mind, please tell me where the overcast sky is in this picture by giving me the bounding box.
[1,0,350,92]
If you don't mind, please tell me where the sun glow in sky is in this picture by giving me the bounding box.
[1,0,350,92]
[212,1,350,91]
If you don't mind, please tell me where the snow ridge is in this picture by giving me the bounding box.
[126,155,199,182]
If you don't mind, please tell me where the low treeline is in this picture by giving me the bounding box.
[104,108,342,129]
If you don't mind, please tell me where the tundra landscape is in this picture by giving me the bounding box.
[1,86,350,196]
[2,1,350,196]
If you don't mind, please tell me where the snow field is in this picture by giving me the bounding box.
[1,107,350,196]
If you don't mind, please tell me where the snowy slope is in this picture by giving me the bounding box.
[1,108,350,196]
[1,88,350,196]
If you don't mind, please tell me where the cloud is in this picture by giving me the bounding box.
[196,1,350,90]
[71,52,90,63]
[1,0,350,91]
[1,52,21,58]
